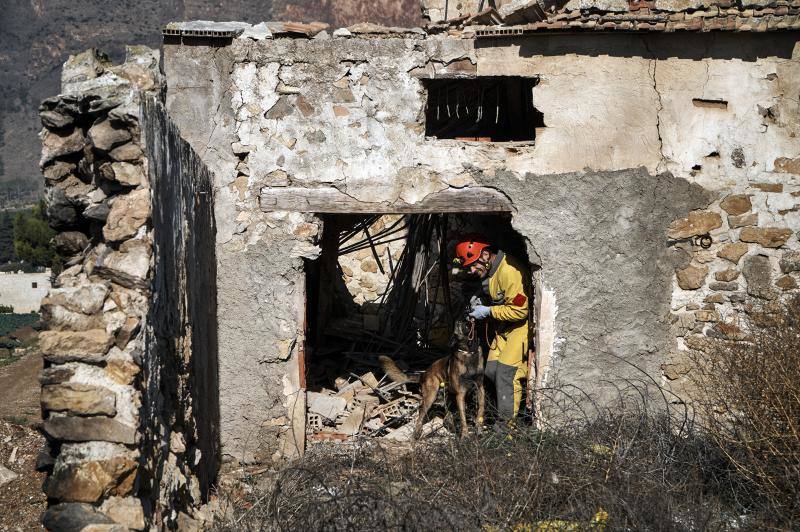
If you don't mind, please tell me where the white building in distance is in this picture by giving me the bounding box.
[0,270,51,313]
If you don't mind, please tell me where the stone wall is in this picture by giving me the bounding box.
[38,49,218,529]
[0,271,51,312]
[163,27,800,454]
[139,95,219,528]
[38,47,158,531]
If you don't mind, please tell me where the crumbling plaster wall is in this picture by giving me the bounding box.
[163,30,800,457]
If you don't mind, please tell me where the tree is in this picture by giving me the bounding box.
[12,203,59,270]
[0,210,16,264]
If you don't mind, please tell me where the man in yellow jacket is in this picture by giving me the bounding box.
[456,235,530,420]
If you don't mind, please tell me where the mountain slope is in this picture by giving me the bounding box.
[0,0,420,205]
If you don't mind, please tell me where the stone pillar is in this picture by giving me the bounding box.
[37,47,159,531]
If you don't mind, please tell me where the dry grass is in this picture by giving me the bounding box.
[214,399,751,531]
[689,296,800,525]
[212,299,800,531]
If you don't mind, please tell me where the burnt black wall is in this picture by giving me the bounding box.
[141,95,219,519]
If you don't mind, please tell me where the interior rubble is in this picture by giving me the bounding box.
[304,212,533,442]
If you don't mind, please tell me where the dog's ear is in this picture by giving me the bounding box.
[448,334,458,350]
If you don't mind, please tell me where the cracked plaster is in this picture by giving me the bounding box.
[164,30,800,460]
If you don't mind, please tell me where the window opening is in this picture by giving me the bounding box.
[423,77,543,142]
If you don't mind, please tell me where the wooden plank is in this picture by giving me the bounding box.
[260,186,513,213]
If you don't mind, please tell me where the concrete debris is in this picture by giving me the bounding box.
[0,465,18,488]
[306,370,441,442]
[306,392,347,420]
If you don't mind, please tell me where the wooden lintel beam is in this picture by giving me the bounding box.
[259,186,513,214]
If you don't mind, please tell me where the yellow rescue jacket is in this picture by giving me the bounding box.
[484,251,530,396]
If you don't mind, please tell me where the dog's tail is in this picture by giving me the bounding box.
[378,355,420,384]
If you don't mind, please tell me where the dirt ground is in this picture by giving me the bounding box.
[0,350,46,531]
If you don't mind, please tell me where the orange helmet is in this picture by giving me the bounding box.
[455,234,491,267]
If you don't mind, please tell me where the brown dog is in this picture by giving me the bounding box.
[379,318,485,438]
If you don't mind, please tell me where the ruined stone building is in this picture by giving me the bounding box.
[34,0,800,528]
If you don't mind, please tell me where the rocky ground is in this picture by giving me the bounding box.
[0,345,46,531]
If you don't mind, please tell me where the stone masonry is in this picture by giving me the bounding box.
[38,48,218,529]
[37,0,800,526]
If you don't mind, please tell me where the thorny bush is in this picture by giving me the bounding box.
[689,295,800,525]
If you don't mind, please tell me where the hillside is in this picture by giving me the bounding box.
[0,0,420,205]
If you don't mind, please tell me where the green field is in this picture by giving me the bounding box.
[0,312,39,337]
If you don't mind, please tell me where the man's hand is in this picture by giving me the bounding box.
[469,305,491,320]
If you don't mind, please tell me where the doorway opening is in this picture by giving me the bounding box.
[303,212,533,443]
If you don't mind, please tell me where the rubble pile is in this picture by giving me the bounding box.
[306,369,448,442]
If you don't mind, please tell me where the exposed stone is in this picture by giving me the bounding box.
[705,293,726,304]
[84,202,111,222]
[42,503,115,531]
[667,244,692,270]
[103,189,150,242]
[720,194,751,215]
[707,322,747,340]
[776,275,797,290]
[40,109,75,129]
[41,302,105,331]
[39,329,114,363]
[47,457,137,502]
[695,309,719,322]
[40,366,76,385]
[109,142,144,162]
[0,465,19,488]
[54,231,90,257]
[709,281,738,291]
[115,317,141,348]
[666,210,722,240]
[360,258,379,274]
[99,496,146,530]
[94,241,150,290]
[59,174,94,203]
[779,250,800,273]
[41,383,117,416]
[717,242,749,264]
[47,282,109,314]
[661,362,690,380]
[41,128,87,166]
[89,120,132,152]
[751,183,782,193]
[81,524,129,532]
[265,96,295,119]
[774,157,800,174]
[43,160,77,182]
[742,254,778,300]
[45,185,80,229]
[62,48,111,87]
[105,346,141,385]
[729,292,747,303]
[740,227,792,248]
[728,213,758,228]
[693,250,717,264]
[100,162,145,187]
[43,417,136,445]
[714,269,740,282]
[676,264,707,290]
